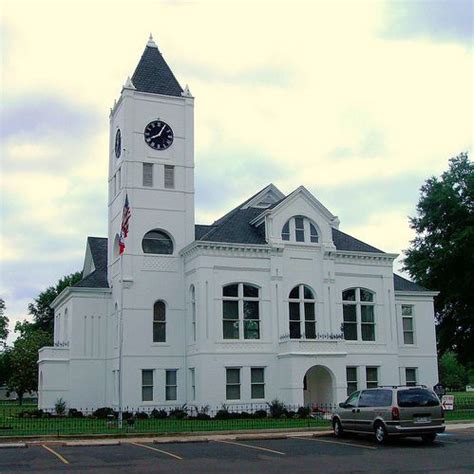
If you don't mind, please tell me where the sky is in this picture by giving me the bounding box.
[1,0,472,341]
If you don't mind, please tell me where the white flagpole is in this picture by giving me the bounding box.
[118,242,124,429]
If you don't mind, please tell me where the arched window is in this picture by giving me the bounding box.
[153,301,166,342]
[281,216,319,243]
[222,283,260,340]
[289,285,316,339]
[342,288,375,341]
[142,230,173,254]
[190,285,196,342]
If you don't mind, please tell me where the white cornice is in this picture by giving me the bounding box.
[333,250,398,263]
[180,241,279,259]
[51,286,112,309]
[395,290,439,297]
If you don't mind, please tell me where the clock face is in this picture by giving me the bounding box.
[115,129,121,158]
[144,120,174,150]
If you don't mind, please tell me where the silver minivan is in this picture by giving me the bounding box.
[332,386,445,444]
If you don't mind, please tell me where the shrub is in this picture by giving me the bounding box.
[169,405,188,420]
[196,412,211,420]
[135,412,149,419]
[122,411,133,421]
[297,406,311,419]
[254,409,267,418]
[267,399,288,418]
[55,398,66,416]
[68,408,84,418]
[93,407,116,419]
[215,404,231,420]
[150,409,168,419]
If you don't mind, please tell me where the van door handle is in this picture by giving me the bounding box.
[352,409,360,413]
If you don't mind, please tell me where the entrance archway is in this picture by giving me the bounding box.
[303,365,334,408]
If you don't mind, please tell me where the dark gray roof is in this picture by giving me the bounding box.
[198,208,267,244]
[74,237,109,289]
[393,274,429,292]
[131,44,183,97]
[332,228,383,253]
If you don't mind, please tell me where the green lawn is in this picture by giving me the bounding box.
[1,397,472,438]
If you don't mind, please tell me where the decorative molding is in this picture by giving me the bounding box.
[143,256,178,272]
[181,241,279,259]
[334,250,398,265]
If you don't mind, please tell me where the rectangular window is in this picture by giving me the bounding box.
[251,368,265,399]
[142,369,153,402]
[143,163,153,187]
[164,165,175,189]
[226,368,240,400]
[289,302,301,339]
[343,305,357,340]
[361,305,375,341]
[366,366,378,389]
[346,367,358,396]
[304,302,316,339]
[165,369,177,401]
[190,368,195,401]
[243,301,260,339]
[295,217,305,242]
[402,305,414,345]
[223,300,239,339]
[405,368,417,386]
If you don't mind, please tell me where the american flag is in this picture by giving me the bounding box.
[119,194,131,255]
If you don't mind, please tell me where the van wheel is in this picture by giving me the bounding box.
[422,433,437,443]
[374,422,388,444]
[333,419,344,438]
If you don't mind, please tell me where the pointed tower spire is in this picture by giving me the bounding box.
[147,33,158,49]
[131,35,183,97]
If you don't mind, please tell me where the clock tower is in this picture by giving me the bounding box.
[107,35,195,406]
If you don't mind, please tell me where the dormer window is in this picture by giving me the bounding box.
[281,216,319,243]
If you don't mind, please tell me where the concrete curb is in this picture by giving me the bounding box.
[0,442,27,449]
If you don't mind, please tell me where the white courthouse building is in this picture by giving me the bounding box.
[38,37,440,411]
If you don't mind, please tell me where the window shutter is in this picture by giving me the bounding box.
[164,165,175,189]
[143,163,153,187]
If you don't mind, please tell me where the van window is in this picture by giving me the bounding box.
[358,390,392,407]
[345,391,360,407]
[397,388,439,407]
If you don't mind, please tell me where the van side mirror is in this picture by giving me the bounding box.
[339,402,347,408]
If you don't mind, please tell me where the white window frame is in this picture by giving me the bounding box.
[165,369,177,401]
[405,367,417,386]
[250,367,265,399]
[401,305,415,345]
[222,283,260,340]
[346,366,358,396]
[288,284,316,340]
[226,367,241,400]
[164,165,175,189]
[143,162,153,187]
[342,288,376,342]
[153,300,166,343]
[142,369,154,402]
[281,216,319,243]
[366,366,379,389]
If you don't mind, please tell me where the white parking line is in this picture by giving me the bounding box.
[130,442,183,460]
[215,439,286,455]
[292,436,377,450]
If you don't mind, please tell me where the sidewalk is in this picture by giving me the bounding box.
[0,421,472,448]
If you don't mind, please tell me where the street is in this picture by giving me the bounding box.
[0,427,473,473]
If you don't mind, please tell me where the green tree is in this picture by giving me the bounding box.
[0,348,12,386]
[7,322,52,404]
[0,298,9,346]
[403,153,474,365]
[28,271,82,334]
[439,351,468,390]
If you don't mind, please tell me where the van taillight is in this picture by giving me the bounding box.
[440,406,444,420]
[391,407,400,421]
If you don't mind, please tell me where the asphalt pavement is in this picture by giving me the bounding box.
[0,426,473,473]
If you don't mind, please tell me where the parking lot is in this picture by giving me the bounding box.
[0,428,473,473]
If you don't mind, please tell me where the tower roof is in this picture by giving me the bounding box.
[131,35,183,97]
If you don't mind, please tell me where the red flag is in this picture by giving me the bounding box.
[119,194,131,255]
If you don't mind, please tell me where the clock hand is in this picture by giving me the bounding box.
[149,133,161,139]
[158,124,166,137]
